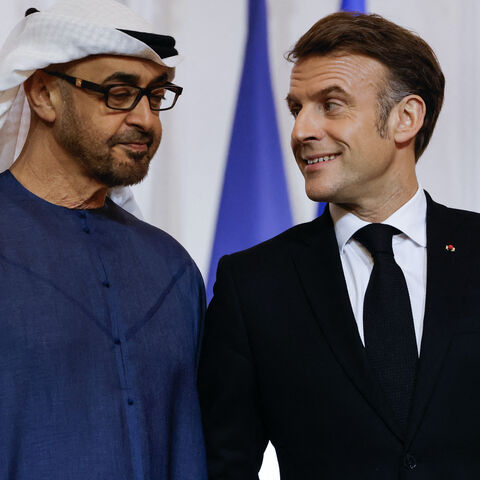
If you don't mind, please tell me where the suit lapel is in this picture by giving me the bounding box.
[291,210,404,441]
[406,194,463,446]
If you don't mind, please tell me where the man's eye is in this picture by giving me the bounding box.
[151,88,167,100]
[325,101,341,112]
[289,107,301,118]
[109,87,136,98]
[149,88,167,108]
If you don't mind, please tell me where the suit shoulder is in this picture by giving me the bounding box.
[444,205,480,222]
[429,196,480,227]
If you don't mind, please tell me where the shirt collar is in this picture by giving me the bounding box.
[329,186,427,253]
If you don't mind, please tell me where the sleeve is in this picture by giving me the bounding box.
[197,255,269,480]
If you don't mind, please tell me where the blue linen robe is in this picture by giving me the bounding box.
[0,171,207,479]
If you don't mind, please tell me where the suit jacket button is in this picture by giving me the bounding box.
[404,453,417,470]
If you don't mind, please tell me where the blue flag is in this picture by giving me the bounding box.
[316,0,366,217]
[341,0,366,11]
[206,0,292,302]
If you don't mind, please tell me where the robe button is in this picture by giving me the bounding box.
[127,399,134,405]
[102,281,110,288]
[114,339,121,345]
[83,227,90,234]
[404,453,417,470]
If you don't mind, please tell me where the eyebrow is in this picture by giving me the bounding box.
[101,71,169,85]
[285,93,296,104]
[286,85,352,105]
[319,85,351,98]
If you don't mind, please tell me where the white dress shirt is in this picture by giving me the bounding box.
[329,187,427,354]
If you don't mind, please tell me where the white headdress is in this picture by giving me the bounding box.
[0,0,182,215]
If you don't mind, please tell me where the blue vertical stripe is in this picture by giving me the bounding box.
[206,0,292,302]
[341,0,366,11]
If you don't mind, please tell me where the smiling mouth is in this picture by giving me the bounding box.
[303,153,340,165]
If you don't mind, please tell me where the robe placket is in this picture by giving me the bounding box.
[80,209,146,480]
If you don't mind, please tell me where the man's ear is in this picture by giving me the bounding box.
[23,71,60,123]
[391,95,426,145]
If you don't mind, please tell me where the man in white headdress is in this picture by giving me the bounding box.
[0,1,207,479]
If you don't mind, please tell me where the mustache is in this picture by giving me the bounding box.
[108,130,154,147]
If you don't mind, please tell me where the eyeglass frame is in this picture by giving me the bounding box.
[43,70,183,112]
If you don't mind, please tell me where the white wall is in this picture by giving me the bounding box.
[1,1,479,477]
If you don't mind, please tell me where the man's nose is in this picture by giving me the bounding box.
[125,94,159,131]
[291,107,326,143]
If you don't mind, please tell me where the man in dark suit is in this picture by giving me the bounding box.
[198,11,480,479]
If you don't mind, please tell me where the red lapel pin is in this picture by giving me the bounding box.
[445,244,455,252]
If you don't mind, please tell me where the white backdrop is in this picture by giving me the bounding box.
[2,1,480,477]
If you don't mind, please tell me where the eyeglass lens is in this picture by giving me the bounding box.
[107,86,177,111]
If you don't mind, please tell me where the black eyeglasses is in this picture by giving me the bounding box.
[43,70,183,111]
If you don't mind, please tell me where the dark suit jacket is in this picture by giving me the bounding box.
[198,194,480,479]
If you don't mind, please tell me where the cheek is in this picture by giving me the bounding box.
[329,114,364,140]
[85,113,118,135]
[151,121,162,146]
[343,116,382,152]
[155,119,162,137]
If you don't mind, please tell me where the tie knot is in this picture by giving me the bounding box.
[353,223,401,257]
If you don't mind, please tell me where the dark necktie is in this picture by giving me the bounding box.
[353,223,418,431]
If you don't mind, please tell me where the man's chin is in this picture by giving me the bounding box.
[305,187,332,204]
[123,150,151,163]
[94,163,150,188]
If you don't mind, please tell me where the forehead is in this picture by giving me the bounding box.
[288,53,387,98]
[64,55,173,82]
